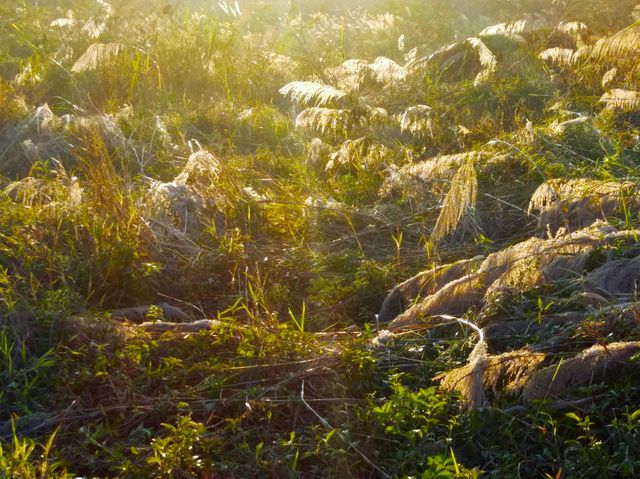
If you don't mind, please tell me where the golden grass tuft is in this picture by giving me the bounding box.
[324,59,369,93]
[480,19,544,36]
[557,21,588,37]
[148,149,225,232]
[601,67,619,88]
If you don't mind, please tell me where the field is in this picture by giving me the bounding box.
[2,0,640,477]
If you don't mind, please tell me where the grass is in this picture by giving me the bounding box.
[2,0,640,477]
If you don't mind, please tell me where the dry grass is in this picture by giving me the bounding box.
[324,59,369,93]
[381,152,470,199]
[147,149,227,234]
[399,105,433,138]
[432,153,478,243]
[538,47,576,67]
[279,81,347,107]
[389,273,484,329]
[71,43,122,73]
[602,67,619,88]
[583,256,640,298]
[592,23,640,59]
[528,179,638,236]
[600,89,640,111]
[388,222,638,330]
[440,349,547,404]
[480,19,547,36]
[295,107,349,134]
[368,56,406,84]
[378,256,485,323]
[522,342,640,400]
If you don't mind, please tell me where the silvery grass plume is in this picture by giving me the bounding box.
[326,139,392,170]
[365,106,390,126]
[439,348,546,406]
[528,178,638,236]
[266,53,299,77]
[62,111,129,153]
[82,18,107,39]
[368,56,406,84]
[218,1,242,17]
[148,149,223,233]
[538,47,576,67]
[556,21,589,37]
[420,37,498,87]
[381,152,479,199]
[96,0,114,17]
[388,222,638,330]
[82,0,115,39]
[522,342,640,401]
[279,81,347,107]
[478,19,588,71]
[324,59,369,93]
[0,104,68,173]
[583,256,640,298]
[601,67,619,88]
[548,116,592,136]
[295,108,349,135]
[400,105,433,138]
[536,20,593,67]
[466,37,498,86]
[307,137,331,166]
[154,116,178,151]
[466,38,498,71]
[327,137,369,169]
[348,11,397,35]
[377,256,485,323]
[71,43,122,73]
[592,22,640,59]
[50,11,77,30]
[479,18,549,36]
[14,62,41,88]
[442,316,488,409]
[600,89,640,111]
[5,162,83,210]
[431,154,478,243]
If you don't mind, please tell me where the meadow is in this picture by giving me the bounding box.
[2,0,640,477]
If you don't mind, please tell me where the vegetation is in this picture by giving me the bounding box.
[2,0,640,477]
